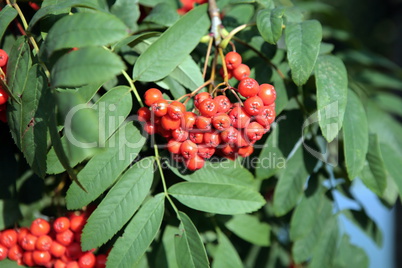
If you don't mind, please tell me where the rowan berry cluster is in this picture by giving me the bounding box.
[138,51,276,171]
[0,211,107,268]
[0,49,9,123]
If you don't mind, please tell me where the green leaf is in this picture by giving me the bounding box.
[273,146,316,216]
[107,194,165,268]
[378,143,402,199]
[175,212,209,268]
[169,182,265,215]
[359,134,387,196]
[169,159,255,188]
[0,5,18,41]
[285,20,322,86]
[0,258,28,268]
[133,4,210,81]
[143,3,180,27]
[225,214,271,246]
[65,123,146,209]
[0,199,21,229]
[28,0,103,30]
[343,90,368,180]
[81,157,155,250]
[342,209,383,247]
[45,12,128,55]
[333,235,369,268]
[110,0,140,32]
[155,225,179,268]
[138,0,178,7]
[315,55,348,142]
[51,47,126,87]
[47,86,132,174]
[6,36,32,97]
[212,229,243,268]
[170,56,204,90]
[256,7,285,44]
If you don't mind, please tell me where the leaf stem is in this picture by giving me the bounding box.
[218,47,229,83]
[202,35,214,80]
[122,70,144,107]
[154,145,180,217]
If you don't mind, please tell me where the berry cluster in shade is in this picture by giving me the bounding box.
[138,51,277,171]
[0,210,107,268]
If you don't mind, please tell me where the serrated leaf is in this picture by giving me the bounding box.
[343,90,368,180]
[51,47,125,87]
[170,56,204,90]
[66,123,146,209]
[47,86,132,174]
[212,229,243,268]
[45,12,128,55]
[315,55,348,142]
[0,5,18,41]
[81,157,154,250]
[175,212,209,268]
[257,7,285,44]
[225,214,271,246]
[133,4,210,81]
[143,3,180,27]
[359,134,387,196]
[110,0,140,32]
[342,209,383,247]
[107,194,165,268]
[28,0,103,30]
[6,36,32,97]
[273,146,316,216]
[285,20,322,85]
[169,159,254,188]
[169,182,265,215]
[333,235,369,268]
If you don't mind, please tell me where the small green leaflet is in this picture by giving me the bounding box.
[212,229,243,268]
[225,214,271,246]
[0,5,18,41]
[107,194,165,268]
[175,212,209,268]
[257,7,285,44]
[110,0,140,32]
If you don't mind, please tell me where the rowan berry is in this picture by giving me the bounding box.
[22,251,35,267]
[183,111,197,130]
[20,233,38,251]
[238,145,254,157]
[245,122,265,141]
[167,140,182,154]
[220,126,239,145]
[255,105,276,127]
[238,78,260,98]
[243,96,264,116]
[212,113,231,131]
[50,241,66,257]
[95,254,107,268]
[0,87,8,105]
[54,259,67,268]
[225,51,242,70]
[232,64,250,81]
[171,128,189,142]
[30,218,51,236]
[180,140,198,159]
[184,155,205,171]
[219,67,233,80]
[66,261,80,268]
[78,252,96,268]
[203,132,220,147]
[0,229,18,248]
[229,106,250,129]
[144,88,163,106]
[65,242,83,260]
[36,235,53,251]
[144,122,155,135]
[198,99,218,117]
[214,95,231,113]
[56,229,74,246]
[194,92,211,108]
[161,114,181,131]
[195,116,211,131]
[197,145,215,159]
[0,49,8,67]
[0,244,8,260]
[137,107,151,122]
[17,227,30,244]
[151,99,169,117]
[167,101,186,119]
[189,132,204,144]
[8,244,23,262]
[258,83,276,105]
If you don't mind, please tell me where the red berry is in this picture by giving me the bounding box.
[78,252,96,268]
[225,51,242,70]
[183,111,197,130]
[144,121,155,135]
[56,229,74,246]
[0,87,9,105]
[238,145,254,157]
[95,254,107,268]
[238,78,260,98]
[65,242,83,260]
[50,241,66,257]
[167,140,182,154]
[144,88,163,106]
[245,122,265,141]
[184,155,205,171]
[33,250,52,266]
[258,83,276,105]
[214,95,231,113]
[0,49,8,68]
[20,233,38,251]
[220,127,239,145]
[255,105,276,127]
[229,105,250,129]
[198,99,218,117]
[180,140,198,159]
[55,259,67,268]
[137,107,151,122]
[171,127,189,142]
[23,251,35,267]
[195,116,211,131]
[66,261,80,268]
[70,214,86,233]
[30,218,51,236]
[17,227,30,244]
[197,144,215,159]
[151,99,169,117]
[0,229,18,248]
[36,235,53,251]
[189,132,204,144]
[0,244,8,260]
[161,114,181,131]
[167,101,186,119]
[194,92,211,108]
[243,96,264,116]
[54,217,71,233]
[203,132,220,148]
[220,144,237,158]
[212,113,231,131]
[8,244,23,261]
[232,64,250,80]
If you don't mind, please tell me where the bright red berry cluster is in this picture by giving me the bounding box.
[0,211,107,268]
[0,49,9,123]
[138,52,277,171]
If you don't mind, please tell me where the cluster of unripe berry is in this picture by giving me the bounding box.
[0,49,9,123]
[138,51,276,171]
[0,211,107,268]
